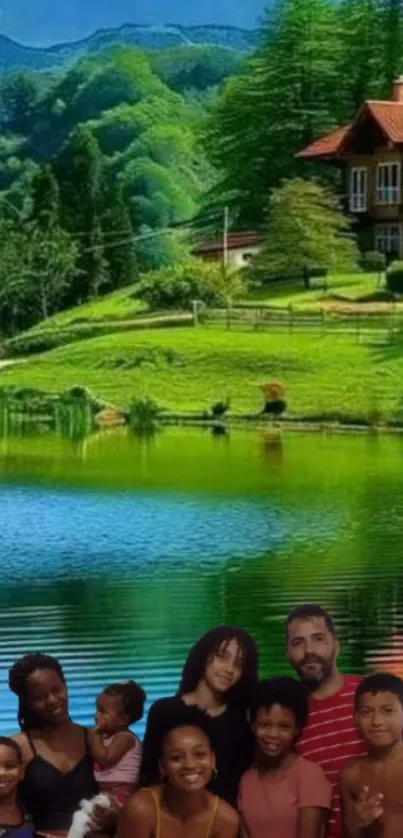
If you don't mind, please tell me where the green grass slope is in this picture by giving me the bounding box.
[1,327,401,423]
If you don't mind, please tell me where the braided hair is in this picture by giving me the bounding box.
[9,652,66,732]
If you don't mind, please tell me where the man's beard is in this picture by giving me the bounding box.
[296,656,334,690]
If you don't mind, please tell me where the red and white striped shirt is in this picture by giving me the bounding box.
[296,675,366,838]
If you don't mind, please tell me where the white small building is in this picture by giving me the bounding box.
[195,231,262,267]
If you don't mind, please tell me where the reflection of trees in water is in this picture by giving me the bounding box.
[335,476,403,674]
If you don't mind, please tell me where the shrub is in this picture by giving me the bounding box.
[138,258,245,310]
[360,251,386,274]
[386,260,403,294]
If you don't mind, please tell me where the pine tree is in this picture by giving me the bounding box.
[100,177,137,291]
[54,126,105,302]
[249,178,358,286]
[204,0,341,229]
[336,0,382,116]
[378,0,403,94]
[30,164,60,230]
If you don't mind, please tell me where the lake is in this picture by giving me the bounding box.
[1,425,403,736]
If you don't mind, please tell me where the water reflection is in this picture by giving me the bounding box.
[0,428,402,735]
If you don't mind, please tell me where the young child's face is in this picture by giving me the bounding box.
[95,692,128,734]
[0,744,23,799]
[356,690,403,748]
[252,704,298,760]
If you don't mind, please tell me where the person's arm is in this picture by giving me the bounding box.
[296,806,327,838]
[239,819,250,838]
[115,794,153,838]
[216,801,240,838]
[89,730,135,769]
[339,767,383,837]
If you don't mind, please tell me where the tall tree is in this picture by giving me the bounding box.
[203,0,341,229]
[0,72,39,134]
[30,164,60,230]
[378,0,403,94]
[249,178,358,286]
[54,126,105,303]
[101,177,137,290]
[336,0,382,117]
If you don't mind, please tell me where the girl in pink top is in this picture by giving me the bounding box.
[238,677,331,838]
[91,680,145,802]
[68,681,146,838]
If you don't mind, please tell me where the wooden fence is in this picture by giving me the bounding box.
[193,303,403,343]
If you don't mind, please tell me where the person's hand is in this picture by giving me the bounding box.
[88,795,120,835]
[354,786,383,828]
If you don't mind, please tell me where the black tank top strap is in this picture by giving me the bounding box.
[25,733,37,757]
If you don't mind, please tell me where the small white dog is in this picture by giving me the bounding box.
[67,792,112,838]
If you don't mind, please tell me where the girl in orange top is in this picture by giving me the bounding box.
[238,678,331,838]
[116,704,239,838]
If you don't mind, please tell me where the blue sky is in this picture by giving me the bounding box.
[0,0,267,46]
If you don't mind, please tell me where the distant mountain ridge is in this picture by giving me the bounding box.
[0,23,258,72]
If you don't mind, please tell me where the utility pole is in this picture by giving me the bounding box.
[223,205,229,269]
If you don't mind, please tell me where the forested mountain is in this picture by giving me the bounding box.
[0,25,257,73]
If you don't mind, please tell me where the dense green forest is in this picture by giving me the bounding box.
[1,0,403,335]
[203,0,403,230]
[0,44,231,332]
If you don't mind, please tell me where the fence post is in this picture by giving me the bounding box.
[356,313,360,343]
[254,307,260,331]
[192,299,199,327]
[321,308,326,337]
[288,304,293,334]
[226,303,231,330]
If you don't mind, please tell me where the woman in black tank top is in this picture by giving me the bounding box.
[8,653,98,838]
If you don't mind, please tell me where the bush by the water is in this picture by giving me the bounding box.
[360,251,386,274]
[138,259,245,309]
[386,261,403,294]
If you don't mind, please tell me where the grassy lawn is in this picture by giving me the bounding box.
[241,273,381,309]
[34,284,147,330]
[1,326,401,422]
[31,273,382,335]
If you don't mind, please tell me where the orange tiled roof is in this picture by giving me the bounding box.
[195,231,261,253]
[297,125,351,158]
[365,100,403,142]
[298,100,403,159]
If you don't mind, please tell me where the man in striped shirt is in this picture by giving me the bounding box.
[285,604,366,838]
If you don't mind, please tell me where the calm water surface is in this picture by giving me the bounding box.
[0,426,403,735]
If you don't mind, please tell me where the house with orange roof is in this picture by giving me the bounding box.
[298,78,403,259]
[194,231,262,266]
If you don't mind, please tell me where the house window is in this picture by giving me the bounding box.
[375,223,401,255]
[376,162,400,204]
[349,168,367,212]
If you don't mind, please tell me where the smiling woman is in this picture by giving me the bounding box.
[8,654,98,838]
[140,626,258,806]
[117,704,239,838]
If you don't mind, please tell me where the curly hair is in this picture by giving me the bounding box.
[8,652,66,732]
[179,625,258,707]
[249,677,309,729]
[102,680,146,725]
[139,701,215,787]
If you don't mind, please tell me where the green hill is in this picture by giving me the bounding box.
[1,326,401,424]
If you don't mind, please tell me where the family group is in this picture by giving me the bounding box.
[0,603,400,838]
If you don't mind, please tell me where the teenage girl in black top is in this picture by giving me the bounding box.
[140,625,258,806]
[9,653,98,838]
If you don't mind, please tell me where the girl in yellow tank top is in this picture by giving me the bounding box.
[147,788,219,838]
[115,704,239,838]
